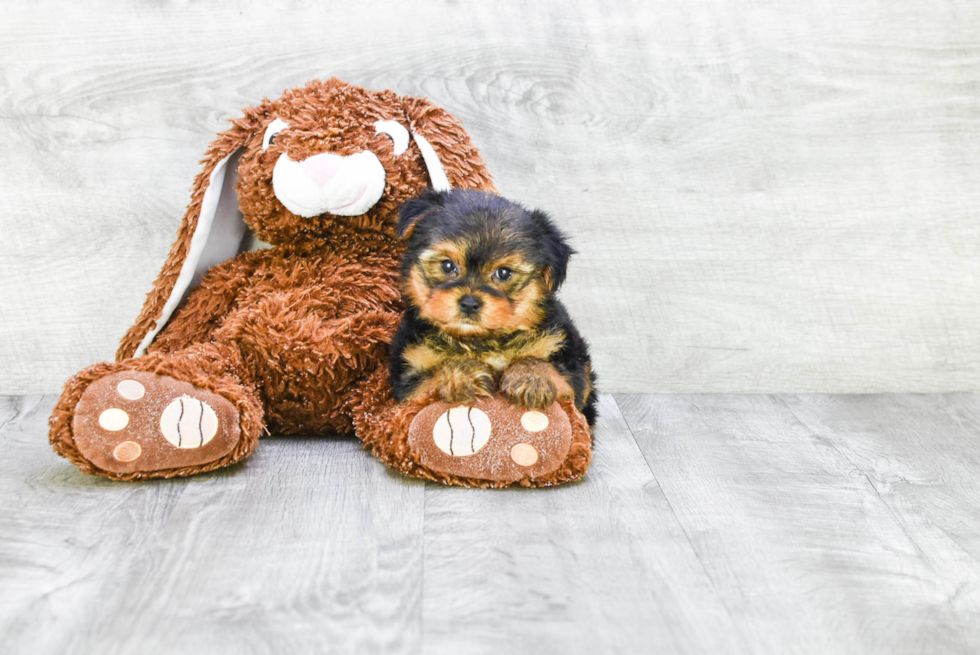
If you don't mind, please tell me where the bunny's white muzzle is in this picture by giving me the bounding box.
[272,150,387,217]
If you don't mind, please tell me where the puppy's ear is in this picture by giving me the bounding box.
[397,188,446,239]
[531,209,574,292]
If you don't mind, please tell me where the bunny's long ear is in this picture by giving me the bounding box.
[402,96,497,194]
[116,109,265,361]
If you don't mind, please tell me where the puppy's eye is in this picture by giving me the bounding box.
[492,267,513,282]
[441,260,458,275]
[263,118,290,150]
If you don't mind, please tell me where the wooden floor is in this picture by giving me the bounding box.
[2,393,979,654]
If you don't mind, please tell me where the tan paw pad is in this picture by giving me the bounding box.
[73,370,242,474]
[520,410,549,432]
[116,379,145,400]
[160,396,219,449]
[98,408,129,431]
[510,443,539,466]
[408,396,572,484]
[432,406,491,456]
[112,441,142,462]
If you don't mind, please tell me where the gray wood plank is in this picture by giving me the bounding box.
[0,396,424,655]
[780,393,980,621]
[3,1,980,394]
[420,394,742,654]
[0,397,17,429]
[616,393,980,654]
[5,393,980,653]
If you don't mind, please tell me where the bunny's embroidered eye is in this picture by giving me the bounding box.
[374,120,410,156]
[263,118,290,150]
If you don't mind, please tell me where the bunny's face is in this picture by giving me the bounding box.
[117,78,495,361]
[232,79,446,244]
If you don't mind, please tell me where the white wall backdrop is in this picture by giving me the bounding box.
[2,0,979,394]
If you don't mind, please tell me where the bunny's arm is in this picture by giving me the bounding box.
[142,253,263,355]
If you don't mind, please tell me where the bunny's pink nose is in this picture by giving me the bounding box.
[301,152,344,186]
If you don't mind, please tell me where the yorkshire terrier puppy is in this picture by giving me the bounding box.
[390,189,597,427]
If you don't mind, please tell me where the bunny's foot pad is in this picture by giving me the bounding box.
[72,371,241,475]
[407,396,572,484]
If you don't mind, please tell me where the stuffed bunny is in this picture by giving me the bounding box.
[48,79,592,487]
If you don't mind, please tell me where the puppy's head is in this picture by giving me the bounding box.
[397,189,573,338]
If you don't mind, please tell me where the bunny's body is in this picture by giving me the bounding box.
[49,79,593,486]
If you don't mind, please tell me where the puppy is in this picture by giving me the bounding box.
[390,189,597,427]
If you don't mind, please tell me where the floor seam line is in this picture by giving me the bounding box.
[611,393,751,650]
[776,395,980,570]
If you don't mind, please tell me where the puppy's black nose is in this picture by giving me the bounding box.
[458,294,483,316]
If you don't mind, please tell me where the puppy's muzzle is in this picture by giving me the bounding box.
[458,294,483,317]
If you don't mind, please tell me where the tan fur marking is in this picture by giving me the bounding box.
[405,268,430,311]
[484,353,511,371]
[499,359,573,409]
[419,241,466,278]
[507,279,547,332]
[480,296,515,331]
[483,255,534,278]
[403,343,449,373]
[521,331,565,361]
[543,268,557,292]
[425,280,548,337]
[581,363,594,407]
[405,375,439,401]
[404,328,566,405]
[442,323,492,338]
[412,329,563,367]
[422,289,464,326]
[430,359,495,404]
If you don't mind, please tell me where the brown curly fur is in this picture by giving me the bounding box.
[349,367,592,489]
[48,78,593,487]
[49,344,265,480]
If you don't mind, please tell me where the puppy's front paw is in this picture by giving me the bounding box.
[500,360,565,409]
[434,360,495,404]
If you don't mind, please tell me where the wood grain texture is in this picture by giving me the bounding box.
[781,394,980,611]
[420,394,741,654]
[2,1,980,393]
[0,395,425,655]
[616,392,980,654]
[3,393,980,652]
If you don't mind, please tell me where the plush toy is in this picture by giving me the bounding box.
[48,79,593,487]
